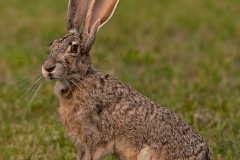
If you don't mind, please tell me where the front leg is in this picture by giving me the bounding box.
[76,107,102,160]
[75,121,101,160]
[77,150,92,160]
[76,138,93,160]
[77,146,85,160]
[92,141,115,160]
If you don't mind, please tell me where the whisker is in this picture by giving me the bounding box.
[63,76,73,94]
[17,80,40,109]
[29,50,44,64]
[12,60,29,63]
[15,76,44,107]
[21,79,44,123]
[17,74,43,94]
[10,56,43,68]
[26,30,49,45]
[5,73,41,87]
[11,59,42,66]
[66,77,88,97]
[39,79,46,95]
[5,76,35,87]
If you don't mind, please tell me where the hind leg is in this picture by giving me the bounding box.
[77,147,85,160]
[137,146,161,160]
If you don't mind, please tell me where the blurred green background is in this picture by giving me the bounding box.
[0,0,240,159]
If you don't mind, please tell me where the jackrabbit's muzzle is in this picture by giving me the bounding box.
[42,59,64,80]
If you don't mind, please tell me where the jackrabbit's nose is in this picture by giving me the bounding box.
[45,65,56,72]
[44,61,56,72]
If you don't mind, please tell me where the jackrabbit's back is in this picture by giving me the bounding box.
[93,72,211,160]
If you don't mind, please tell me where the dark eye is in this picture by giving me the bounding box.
[71,44,78,53]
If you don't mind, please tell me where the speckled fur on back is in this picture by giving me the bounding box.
[41,0,212,159]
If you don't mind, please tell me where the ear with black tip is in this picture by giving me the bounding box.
[67,0,90,31]
[83,0,119,35]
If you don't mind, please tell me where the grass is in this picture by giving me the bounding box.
[0,0,240,159]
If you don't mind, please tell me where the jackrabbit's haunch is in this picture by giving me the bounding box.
[42,0,212,159]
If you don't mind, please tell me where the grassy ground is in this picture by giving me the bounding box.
[0,0,240,159]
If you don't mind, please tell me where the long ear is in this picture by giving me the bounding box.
[84,0,119,35]
[67,0,90,31]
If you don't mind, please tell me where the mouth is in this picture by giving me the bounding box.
[42,66,62,80]
[42,72,59,80]
[49,76,56,80]
[49,73,60,80]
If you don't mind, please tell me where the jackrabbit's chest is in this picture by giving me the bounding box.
[58,100,102,142]
[58,102,81,133]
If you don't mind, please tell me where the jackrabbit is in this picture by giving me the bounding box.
[41,0,212,159]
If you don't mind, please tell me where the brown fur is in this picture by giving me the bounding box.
[41,0,212,159]
[53,68,212,160]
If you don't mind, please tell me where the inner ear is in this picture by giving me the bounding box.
[84,0,119,35]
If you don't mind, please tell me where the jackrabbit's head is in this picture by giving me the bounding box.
[42,0,119,80]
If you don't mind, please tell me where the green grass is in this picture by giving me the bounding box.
[1,0,240,159]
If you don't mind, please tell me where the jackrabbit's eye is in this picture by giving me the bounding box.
[71,44,78,53]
